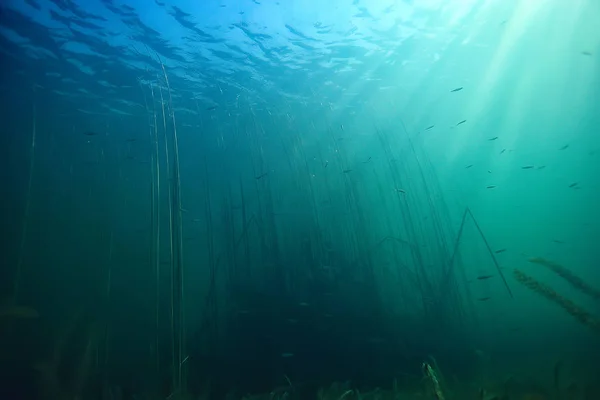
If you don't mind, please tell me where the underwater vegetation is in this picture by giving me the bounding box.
[514,257,600,334]
[0,3,597,399]
[0,296,597,400]
[0,63,596,400]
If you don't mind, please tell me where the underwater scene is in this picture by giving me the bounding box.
[0,0,599,399]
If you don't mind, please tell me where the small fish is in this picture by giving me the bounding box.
[456,120,467,126]
[425,125,435,130]
[126,138,136,142]
[568,182,579,188]
[500,149,506,154]
[395,188,406,194]
[255,172,269,180]
[581,51,592,56]
[478,297,491,302]
[281,353,294,358]
[494,249,507,254]
[465,164,473,169]
[486,185,496,189]
[83,131,98,136]
[340,124,344,130]
[552,239,565,244]
[477,275,494,280]
[559,144,569,150]
[323,161,328,168]
[206,106,218,111]
[537,166,546,170]
[521,165,534,169]
[450,87,463,92]
[488,137,498,141]
[342,169,352,173]
[362,157,372,163]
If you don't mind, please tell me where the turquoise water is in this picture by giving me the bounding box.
[0,1,598,399]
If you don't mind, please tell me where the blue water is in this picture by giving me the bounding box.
[1,1,599,399]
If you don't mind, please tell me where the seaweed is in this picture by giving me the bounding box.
[513,269,600,334]
[528,257,600,300]
[513,257,600,335]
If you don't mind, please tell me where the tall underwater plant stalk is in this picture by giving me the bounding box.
[249,117,284,291]
[156,80,179,392]
[380,126,438,313]
[14,94,37,302]
[155,53,185,391]
[239,177,251,279]
[103,231,114,388]
[326,124,360,274]
[401,120,466,322]
[139,76,163,378]
[247,123,270,284]
[445,207,513,299]
[148,81,162,376]
[294,129,323,270]
[222,186,237,294]
[415,139,476,327]
[203,155,218,346]
[143,40,179,391]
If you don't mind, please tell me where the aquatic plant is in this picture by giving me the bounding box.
[527,257,600,300]
[145,76,163,377]
[137,49,187,393]
[446,207,513,299]
[513,269,600,334]
[157,52,187,392]
[422,360,446,400]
